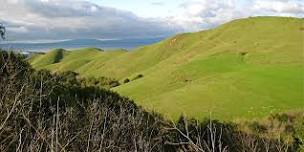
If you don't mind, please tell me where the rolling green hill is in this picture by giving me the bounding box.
[29,16,304,120]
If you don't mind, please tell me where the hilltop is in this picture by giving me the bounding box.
[29,17,304,120]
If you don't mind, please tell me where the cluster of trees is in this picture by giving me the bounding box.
[0,23,5,40]
[0,51,303,152]
[48,70,121,89]
[79,75,120,89]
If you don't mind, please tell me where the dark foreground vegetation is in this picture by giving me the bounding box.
[0,51,303,152]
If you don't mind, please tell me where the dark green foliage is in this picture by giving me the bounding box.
[162,116,295,152]
[0,51,165,151]
[0,50,32,78]
[132,74,144,81]
[294,116,304,151]
[239,51,247,56]
[52,48,65,63]
[0,23,5,40]
[270,113,290,123]
[123,78,130,84]
[79,76,120,89]
[248,121,268,133]
[269,113,304,151]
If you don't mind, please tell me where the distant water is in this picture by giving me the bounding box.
[0,37,164,52]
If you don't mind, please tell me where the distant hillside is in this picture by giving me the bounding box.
[0,37,164,51]
[29,17,304,120]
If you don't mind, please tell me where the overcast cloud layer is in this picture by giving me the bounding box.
[0,0,303,40]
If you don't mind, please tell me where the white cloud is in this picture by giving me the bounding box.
[167,0,243,31]
[7,26,29,33]
[0,0,303,40]
[253,0,304,15]
[0,0,179,40]
[166,0,303,32]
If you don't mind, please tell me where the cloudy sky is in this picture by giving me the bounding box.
[0,0,303,40]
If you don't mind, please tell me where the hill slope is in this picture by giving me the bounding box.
[29,17,304,120]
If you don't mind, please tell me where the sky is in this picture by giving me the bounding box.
[0,0,303,40]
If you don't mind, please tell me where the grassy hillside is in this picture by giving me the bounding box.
[29,48,67,68]
[31,48,127,75]
[29,16,304,120]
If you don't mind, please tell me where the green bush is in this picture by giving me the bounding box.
[79,76,120,89]
[132,74,144,81]
[123,78,130,83]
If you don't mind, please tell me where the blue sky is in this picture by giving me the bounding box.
[0,0,303,40]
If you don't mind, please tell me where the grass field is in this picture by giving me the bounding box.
[29,16,304,120]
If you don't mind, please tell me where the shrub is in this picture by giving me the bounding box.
[132,74,144,81]
[79,76,120,89]
[0,51,165,151]
[123,78,130,83]
[249,121,268,133]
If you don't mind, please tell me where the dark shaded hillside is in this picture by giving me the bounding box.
[0,51,165,151]
[1,51,303,151]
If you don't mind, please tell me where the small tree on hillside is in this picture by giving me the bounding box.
[0,23,5,40]
[123,78,130,84]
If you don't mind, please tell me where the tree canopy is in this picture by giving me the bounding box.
[0,23,5,40]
